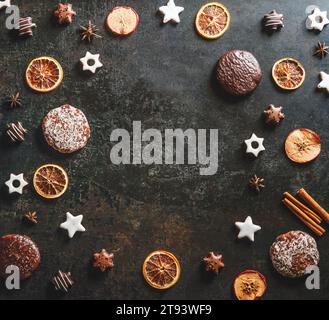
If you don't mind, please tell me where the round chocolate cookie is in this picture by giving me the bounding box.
[0,234,41,280]
[42,104,90,154]
[216,50,262,96]
[270,230,319,278]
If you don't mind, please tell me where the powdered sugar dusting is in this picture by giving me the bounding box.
[43,104,90,153]
[270,230,319,278]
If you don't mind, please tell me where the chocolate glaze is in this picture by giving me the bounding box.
[216,50,262,96]
[0,235,40,280]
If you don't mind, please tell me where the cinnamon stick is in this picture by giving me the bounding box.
[283,192,322,224]
[282,198,325,236]
[297,188,329,224]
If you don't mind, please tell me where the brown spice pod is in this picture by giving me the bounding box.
[284,128,321,164]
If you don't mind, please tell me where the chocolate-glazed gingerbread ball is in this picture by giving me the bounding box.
[270,230,319,278]
[216,50,262,96]
[0,234,41,280]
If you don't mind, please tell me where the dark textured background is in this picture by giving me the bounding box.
[0,0,329,300]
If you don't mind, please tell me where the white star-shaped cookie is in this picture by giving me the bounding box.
[318,71,329,94]
[245,133,265,157]
[60,212,86,239]
[0,0,11,10]
[159,0,184,24]
[306,8,329,31]
[235,216,261,242]
[5,173,28,194]
[80,51,103,74]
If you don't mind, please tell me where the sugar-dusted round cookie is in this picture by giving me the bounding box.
[0,234,41,280]
[216,50,262,96]
[270,230,319,278]
[42,104,90,153]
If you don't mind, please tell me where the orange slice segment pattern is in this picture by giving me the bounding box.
[33,164,69,199]
[195,2,230,39]
[272,58,305,90]
[143,250,181,290]
[26,57,63,93]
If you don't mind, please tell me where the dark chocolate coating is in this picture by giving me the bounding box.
[216,50,262,96]
[0,235,41,280]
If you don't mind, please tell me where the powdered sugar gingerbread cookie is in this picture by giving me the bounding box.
[42,104,90,153]
[270,230,319,278]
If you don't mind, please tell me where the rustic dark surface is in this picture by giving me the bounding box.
[0,0,329,300]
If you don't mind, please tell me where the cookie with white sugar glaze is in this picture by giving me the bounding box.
[42,104,90,154]
[270,230,319,278]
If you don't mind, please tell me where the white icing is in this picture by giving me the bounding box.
[60,212,86,239]
[43,104,90,153]
[245,133,265,157]
[270,231,319,277]
[318,71,329,94]
[80,51,103,74]
[235,216,261,242]
[0,0,10,10]
[159,0,184,24]
[5,173,28,195]
[306,8,329,31]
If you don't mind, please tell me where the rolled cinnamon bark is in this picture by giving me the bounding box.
[283,192,322,224]
[297,188,329,224]
[282,198,325,236]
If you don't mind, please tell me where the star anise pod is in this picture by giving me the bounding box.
[7,92,22,109]
[242,279,259,294]
[54,3,76,25]
[203,252,225,274]
[249,175,265,192]
[80,21,102,42]
[93,249,114,272]
[314,41,329,59]
[24,211,38,224]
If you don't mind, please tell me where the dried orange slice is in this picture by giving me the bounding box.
[272,58,305,90]
[285,128,321,164]
[142,250,181,290]
[26,57,63,93]
[33,164,69,199]
[195,2,230,40]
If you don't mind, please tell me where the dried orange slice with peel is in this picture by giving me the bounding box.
[285,128,321,164]
[142,250,181,290]
[195,2,230,40]
[272,58,305,90]
[26,56,63,93]
[33,164,69,199]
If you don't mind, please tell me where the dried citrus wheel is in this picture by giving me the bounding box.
[25,57,63,93]
[195,2,230,40]
[272,58,305,90]
[142,250,181,290]
[106,6,139,36]
[233,270,267,300]
[33,164,69,199]
[285,128,321,164]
